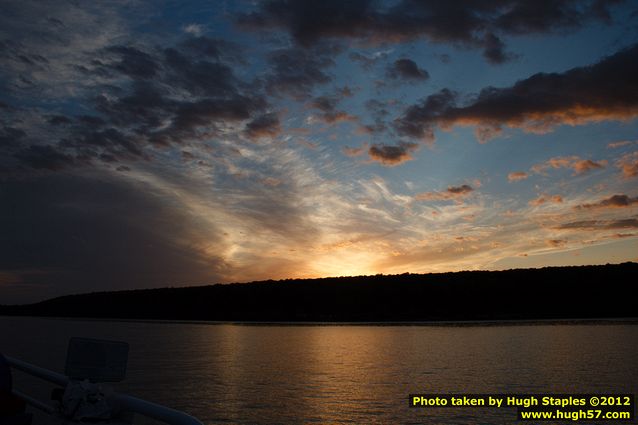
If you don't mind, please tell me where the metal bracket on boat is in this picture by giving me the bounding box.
[2,337,203,425]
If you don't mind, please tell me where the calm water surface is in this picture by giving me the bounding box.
[1,317,637,424]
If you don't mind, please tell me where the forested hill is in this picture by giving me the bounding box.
[1,263,637,322]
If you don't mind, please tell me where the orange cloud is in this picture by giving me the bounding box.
[617,151,638,178]
[532,156,607,175]
[529,194,563,206]
[508,171,528,182]
[546,239,567,248]
[342,145,366,157]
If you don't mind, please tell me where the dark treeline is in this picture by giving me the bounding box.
[1,263,636,322]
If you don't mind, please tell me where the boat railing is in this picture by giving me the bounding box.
[4,355,204,425]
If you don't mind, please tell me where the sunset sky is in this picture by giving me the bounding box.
[1,0,638,303]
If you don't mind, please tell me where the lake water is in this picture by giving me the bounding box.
[1,317,637,424]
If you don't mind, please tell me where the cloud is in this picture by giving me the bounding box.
[244,112,281,140]
[0,126,26,149]
[416,184,474,202]
[2,33,273,171]
[236,0,619,64]
[264,45,337,99]
[575,194,638,209]
[508,171,528,182]
[103,45,159,79]
[386,59,429,82]
[482,32,516,64]
[395,44,638,143]
[611,232,637,238]
[557,218,638,230]
[572,159,608,174]
[309,95,357,124]
[348,50,390,69]
[14,144,80,171]
[177,36,244,63]
[607,140,634,149]
[0,174,231,301]
[357,98,398,135]
[528,195,563,206]
[617,151,638,178]
[531,156,607,175]
[183,24,204,36]
[162,47,241,98]
[394,88,457,143]
[546,239,567,248]
[368,142,418,165]
[342,145,366,157]
[0,1,139,97]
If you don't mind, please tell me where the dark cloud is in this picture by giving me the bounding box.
[163,48,239,98]
[59,127,147,162]
[416,184,475,201]
[153,96,263,145]
[575,194,638,209]
[77,115,106,127]
[244,112,281,139]
[310,95,357,124]
[0,175,229,302]
[386,58,429,82]
[368,142,418,165]
[173,97,257,128]
[104,45,159,79]
[365,99,397,118]
[482,33,515,64]
[237,0,372,46]
[494,0,618,33]
[557,218,638,229]
[4,34,271,171]
[435,53,451,63]
[0,126,26,148]
[394,88,457,143]
[177,36,244,63]
[395,44,638,143]
[264,46,336,99]
[448,184,474,194]
[336,86,355,97]
[0,39,49,71]
[94,81,175,129]
[357,123,387,135]
[47,115,72,126]
[358,98,398,135]
[14,144,81,171]
[237,0,621,64]
[311,95,339,112]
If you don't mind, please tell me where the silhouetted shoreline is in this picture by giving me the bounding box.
[2,263,636,322]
